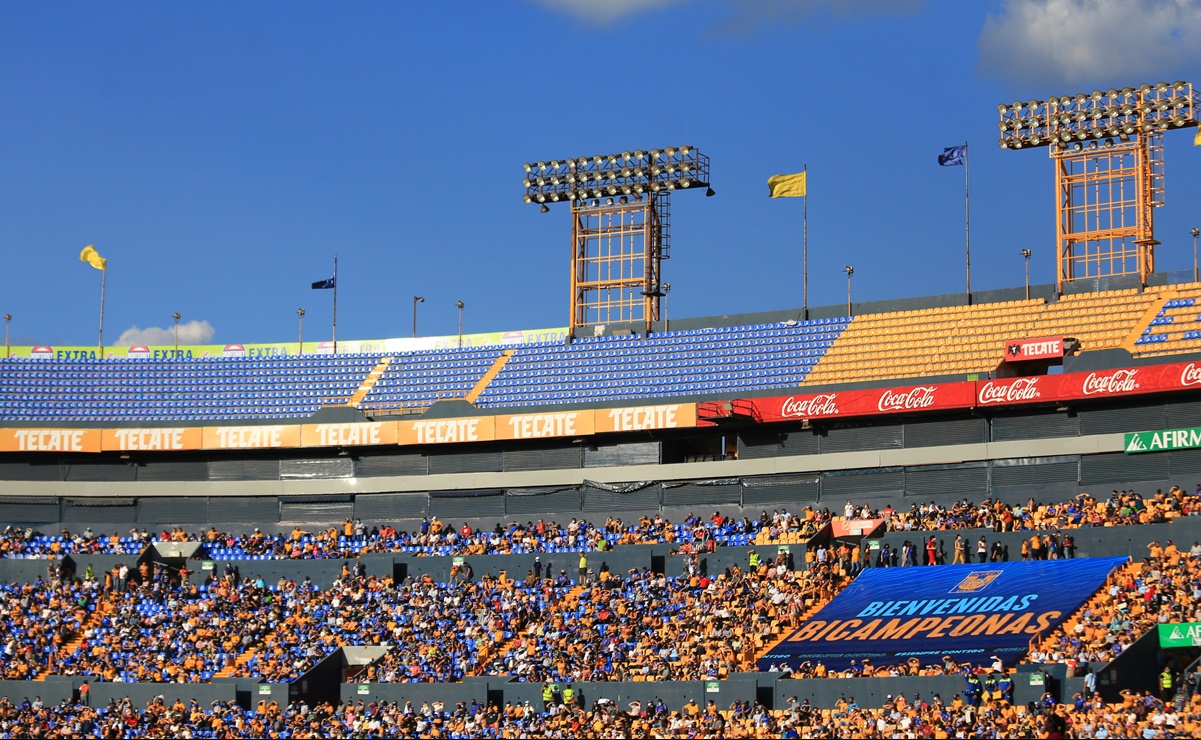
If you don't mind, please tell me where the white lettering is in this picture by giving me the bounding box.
[214,427,284,448]
[413,419,480,444]
[316,424,382,447]
[607,405,680,431]
[508,413,578,439]
[1182,363,1201,387]
[978,377,1041,405]
[1081,369,1139,396]
[114,428,186,451]
[14,429,86,452]
[877,386,937,412]
[780,394,839,418]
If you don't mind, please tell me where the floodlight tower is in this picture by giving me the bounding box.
[998,81,1199,292]
[522,147,713,334]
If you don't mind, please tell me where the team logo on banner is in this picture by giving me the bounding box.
[30,346,54,359]
[222,344,247,358]
[950,571,1003,594]
[127,345,151,359]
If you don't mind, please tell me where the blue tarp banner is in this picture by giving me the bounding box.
[759,557,1126,671]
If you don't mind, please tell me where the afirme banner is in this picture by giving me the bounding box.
[757,558,1125,672]
[0,404,697,453]
[1158,622,1201,648]
[1124,427,1201,454]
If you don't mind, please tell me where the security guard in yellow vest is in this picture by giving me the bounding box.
[541,682,553,710]
[749,550,760,568]
[1161,668,1174,701]
[562,684,574,707]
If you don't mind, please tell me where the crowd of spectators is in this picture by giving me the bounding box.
[2,485,1197,567]
[1028,538,1201,671]
[0,512,763,562]
[1,687,1199,738]
[474,552,849,684]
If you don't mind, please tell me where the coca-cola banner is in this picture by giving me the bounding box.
[743,361,1201,425]
[753,382,977,423]
[976,362,1201,407]
[1004,336,1065,362]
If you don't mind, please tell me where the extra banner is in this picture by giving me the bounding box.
[758,558,1126,672]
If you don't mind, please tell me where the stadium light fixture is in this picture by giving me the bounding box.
[663,283,671,332]
[521,146,714,335]
[297,308,305,354]
[3,313,9,359]
[412,296,424,338]
[520,146,711,211]
[456,301,465,349]
[172,312,181,354]
[1192,228,1200,282]
[1021,249,1032,300]
[1001,80,1198,291]
[844,266,855,317]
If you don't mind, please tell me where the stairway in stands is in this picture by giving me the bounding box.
[36,595,116,681]
[468,583,586,677]
[344,357,394,408]
[750,574,854,667]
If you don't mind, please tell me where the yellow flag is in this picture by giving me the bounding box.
[79,245,106,271]
[768,172,807,198]
[1195,127,1200,146]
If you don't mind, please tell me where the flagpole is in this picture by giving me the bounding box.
[98,266,106,355]
[803,163,809,318]
[332,253,338,355]
[964,140,971,300]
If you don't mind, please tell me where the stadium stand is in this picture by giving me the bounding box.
[0,355,382,422]
[11,277,1201,738]
[799,285,1201,386]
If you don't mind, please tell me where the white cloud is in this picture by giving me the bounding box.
[979,0,1201,86]
[117,320,215,347]
[530,0,690,24]
[530,0,917,26]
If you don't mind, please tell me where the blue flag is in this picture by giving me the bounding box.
[938,145,966,166]
[311,276,336,290]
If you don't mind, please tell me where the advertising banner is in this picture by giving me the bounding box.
[977,361,1201,408]
[101,428,202,452]
[201,425,301,450]
[758,558,1125,671]
[1158,622,1201,648]
[1124,427,1201,454]
[398,417,496,446]
[749,382,977,424]
[0,428,102,453]
[5,326,568,360]
[1003,336,1065,362]
[595,404,697,433]
[300,422,399,449]
[496,410,596,441]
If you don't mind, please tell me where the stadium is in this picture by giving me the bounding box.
[5,5,1201,735]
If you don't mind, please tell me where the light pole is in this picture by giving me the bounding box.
[1021,249,1032,300]
[297,308,305,354]
[1192,228,1199,283]
[3,314,10,359]
[172,312,181,354]
[663,283,672,332]
[413,296,424,338]
[844,266,854,317]
[456,301,465,349]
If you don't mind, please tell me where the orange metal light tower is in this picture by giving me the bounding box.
[998,81,1198,292]
[522,148,712,334]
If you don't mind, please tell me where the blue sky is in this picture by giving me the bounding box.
[2,0,1199,347]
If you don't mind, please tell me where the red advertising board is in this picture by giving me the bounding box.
[750,382,977,423]
[739,360,1201,425]
[976,360,1201,407]
[1004,336,1065,362]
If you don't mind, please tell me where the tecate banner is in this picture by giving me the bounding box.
[758,558,1125,672]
